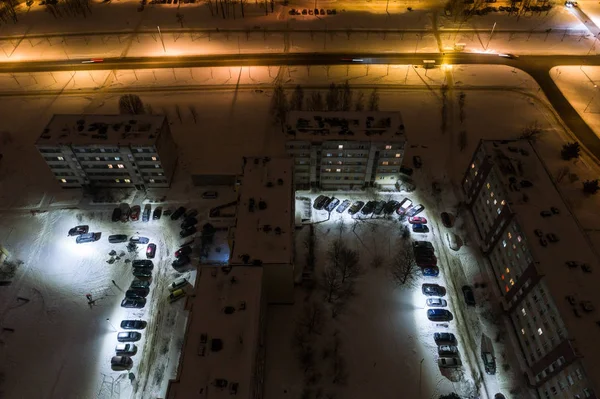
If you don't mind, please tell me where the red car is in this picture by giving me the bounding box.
[146,243,156,259]
[130,205,141,221]
[175,245,192,258]
[408,216,427,224]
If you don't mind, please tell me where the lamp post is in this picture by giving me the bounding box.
[106,318,117,332]
[157,26,166,53]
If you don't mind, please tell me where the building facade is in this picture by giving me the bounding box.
[285,112,406,190]
[462,140,598,399]
[35,114,178,189]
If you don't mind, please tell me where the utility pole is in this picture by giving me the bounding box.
[157,26,166,53]
[485,22,496,51]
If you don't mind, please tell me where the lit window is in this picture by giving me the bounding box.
[338,145,343,149]
[501,200,505,205]
[490,192,494,198]
[505,286,510,292]
[506,268,510,273]
[503,240,507,248]
[517,235,522,242]
[510,278,515,286]
[497,208,502,215]
[326,153,332,157]
[508,232,512,239]
[337,161,343,165]
[336,169,341,172]
[486,183,490,189]
[61,179,67,183]
[108,164,113,169]
[117,164,124,169]
[501,274,505,280]
[522,308,527,316]
[382,161,389,166]
[494,199,497,205]
[395,153,401,158]
[538,328,543,336]
[115,157,121,161]
[521,329,525,335]
[57,156,64,161]
[115,179,120,183]
[124,179,131,183]
[465,178,468,184]
[154,165,159,168]
[474,171,478,176]
[386,145,392,150]
[471,163,475,169]
[95,157,100,161]
[151,156,157,161]
[149,178,155,183]
[325,168,331,172]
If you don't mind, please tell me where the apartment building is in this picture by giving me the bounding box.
[285,111,406,190]
[166,266,266,399]
[462,140,598,399]
[35,114,177,189]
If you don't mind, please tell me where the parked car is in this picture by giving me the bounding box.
[438,345,459,356]
[130,280,150,290]
[180,226,197,238]
[416,256,437,267]
[413,240,433,250]
[175,245,192,258]
[426,298,447,307]
[202,191,218,199]
[68,225,89,236]
[111,356,133,371]
[120,204,131,222]
[400,166,414,176]
[153,207,162,220]
[108,234,128,243]
[169,288,186,303]
[313,195,329,210]
[462,285,476,306]
[414,247,434,259]
[184,209,199,219]
[111,207,122,222]
[441,212,453,228]
[427,309,453,321]
[168,277,188,292]
[171,206,187,220]
[412,223,429,233]
[125,288,149,298]
[120,320,147,330]
[373,200,387,215]
[406,204,425,217]
[397,176,416,193]
[348,201,365,215]
[146,243,156,259]
[383,200,400,214]
[115,343,137,356]
[422,283,445,296]
[434,332,457,345]
[361,201,377,215]
[336,199,351,213]
[413,155,423,168]
[117,331,142,342]
[120,297,146,308]
[130,206,141,221]
[325,198,340,212]
[181,217,198,229]
[408,216,427,224]
[422,267,440,277]
[142,205,151,222]
[447,232,460,251]
[130,236,149,244]
[396,198,413,216]
[132,268,152,279]
[172,255,190,268]
[76,232,101,244]
[438,357,462,368]
[132,260,153,269]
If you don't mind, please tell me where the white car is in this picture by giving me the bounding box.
[438,357,462,368]
[426,298,448,307]
[446,232,460,251]
[168,277,188,292]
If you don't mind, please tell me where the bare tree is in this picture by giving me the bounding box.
[306,91,324,111]
[458,130,468,152]
[368,89,380,111]
[389,241,420,288]
[270,84,288,130]
[341,80,353,111]
[290,85,305,111]
[554,166,570,183]
[176,12,185,28]
[175,104,183,123]
[326,83,340,111]
[328,239,361,284]
[520,121,543,142]
[322,264,344,304]
[458,92,466,124]
[355,91,365,111]
[119,94,145,114]
[296,301,325,336]
[189,105,198,124]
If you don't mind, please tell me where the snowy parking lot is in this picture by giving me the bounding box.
[0,204,222,398]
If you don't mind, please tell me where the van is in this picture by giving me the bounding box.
[76,232,100,244]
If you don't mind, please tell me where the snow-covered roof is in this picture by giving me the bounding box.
[483,140,600,383]
[35,114,167,146]
[286,111,406,142]
[230,157,294,266]
[166,266,263,399]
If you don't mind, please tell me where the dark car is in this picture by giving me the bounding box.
[121,298,146,309]
[434,332,457,345]
[111,356,133,371]
[130,280,150,290]
[400,166,414,176]
[117,331,142,342]
[171,206,187,220]
[76,232,101,244]
[336,199,351,213]
[373,200,387,215]
[130,236,149,244]
[130,205,141,221]
[441,212,453,228]
[416,254,437,266]
[142,205,151,222]
[108,234,128,243]
[413,223,429,233]
[172,255,190,268]
[422,283,445,297]
[146,243,156,259]
[396,198,413,216]
[422,266,440,277]
[427,309,453,321]
[413,241,433,250]
[325,198,340,212]
[120,320,147,330]
[112,207,122,222]
[153,207,162,220]
[120,204,131,222]
[348,201,365,215]
[185,209,199,219]
[181,217,198,229]
[180,226,197,238]
[462,285,476,306]
[313,195,329,210]
[132,260,153,269]
[68,225,89,236]
[132,268,152,279]
[175,245,192,258]
[115,343,137,356]
[126,288,149,298]
[384,200,400,214]
[406,204,425,217]
[361,201,377,215]
[413,156,423,169]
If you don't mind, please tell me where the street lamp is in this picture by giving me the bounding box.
[106,318,117,332]
[157,26,166,53]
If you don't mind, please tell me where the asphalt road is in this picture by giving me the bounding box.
[1,51,600,162]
